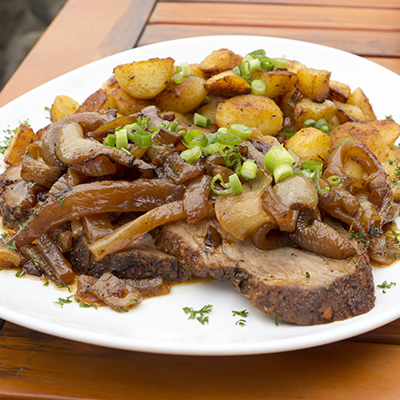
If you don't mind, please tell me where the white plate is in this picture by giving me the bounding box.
[0,35,400,356]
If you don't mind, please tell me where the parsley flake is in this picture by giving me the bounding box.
[377,280,396,294]
[54,295,73,308]
[183,304,213,325]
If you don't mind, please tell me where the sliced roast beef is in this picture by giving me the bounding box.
[153,219,375,325]
[69,233,193,282]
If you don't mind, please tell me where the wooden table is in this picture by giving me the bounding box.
[1,1,400,399]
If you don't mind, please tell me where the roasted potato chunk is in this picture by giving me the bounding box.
[286,59,307,73]
[329,80,351,103]
[296,67,331,103]
[189,63,208,79]
[4,123,36,167]
[363,119,400,148]
[112,85,153,115]
[204,70,251,97]
[197,96,225,125]
[250,69,297,99]
[215,94,283,136]
[114,57,175,99]
[333,100,368,124]
[285,127,331,162]
[294,98,336,129]
[154,75,207,114]
[200,48,242,75]
[102,74,119,94]
[50,95,80,122]
[347,87,376,120]
[76,89,116,113]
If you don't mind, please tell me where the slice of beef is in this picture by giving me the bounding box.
[69,233,193,283]
[153,219,375,325]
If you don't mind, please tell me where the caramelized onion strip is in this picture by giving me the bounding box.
[89,201,187,261]
[11,179,184,248]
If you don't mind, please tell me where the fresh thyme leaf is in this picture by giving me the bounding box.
[274,314,279,326]
[6,241,17,251]
[0,232,8,241]
[235,319,246,327]
[377,280,396,292]
[349,229,369,248]
[43,279,49,286]
[183,304,213,325]
[15,270,25,278]
[114,306,129,312]
[54,295,73,308]
[305,271,310,278]
[57,282,71,292]
[390,246,400,260]
[79,302,98,309]
[58,194,72,209]
[30,255,40,266]
[232,309,249,318]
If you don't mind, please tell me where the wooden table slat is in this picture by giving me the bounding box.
[151,2,400,31]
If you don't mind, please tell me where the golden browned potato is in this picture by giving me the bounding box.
[204,70,251,97]
[4,123,37,167]
[199,48,242,75]
[189,63,208,79]
[50,95,80,122]
[160,111,194,125]
[197,96,225,125]
[112,85,154,115]
[296,67,331,103]
[347,87,376,120]
[285,127,331,162]
[329,80,351,103]
[286,59,307,73]
[250,69,297,99]
[76,89,116,113]
[363,118,400,147]
[102,74,119,94]
[215,94,283,136]
[154,75,207,114]
[294,98,336,129]
[114,57,175,99]
[333,100,368,124]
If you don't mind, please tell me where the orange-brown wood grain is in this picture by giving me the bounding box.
[151,2,400,31]
[1,322,400,400]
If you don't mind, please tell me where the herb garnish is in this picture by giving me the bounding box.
[58,194,72,209]
[15,270,25,278]
[377,280,397,293]
[232,309,249,327]
[6,241,17,251]
[183,304,213,325]
[54,295,73,308]
[305,271,311,278]
[349,230,370,248]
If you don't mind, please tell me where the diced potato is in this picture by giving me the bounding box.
[285,127,331,162]
[330,121,393,161]
[333,100,368,124]
[329,80,351,103]
[114,57,175,99]
[250,69,297,99]
[197,96,225,125]
[4,123,36,167]
[215,94,283,136]
[347,87,376,120]
[294,98,336,129]
[189,63,208,79]
[363,118,400,147]
[154,75,207,114]
[102,74,119,94]
[112,85,154,115]
[200,48,242,75]
[76,88,116,113]
[204,70,251,97]
[50,95,80,122]
[286,60,307,73]
[296,67,331,103]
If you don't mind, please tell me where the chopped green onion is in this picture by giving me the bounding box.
[103,133,116,147]
[300,160,323,171]
[314,118,330,135]
[241,60,252,79]
[303,119,316,128]
[115,128,128,149]
[251,79,267,95]
[260,58,275,71]
[336,137,355,147]
[180,146,202,164]
[228,124,252,139]
[170,120,180,132]
[283,128,296,139]
[249,58,261,73]
[194,113,211,128]
[272,58,288,69]
[263,142,295,183]
[217,127,229,134]
[180,61,191,76]
[233,66,241,76]
[182,129,208,148]
[133,130,152,147]
[248,49,266,59]
[173,66,184,84]
[211,173,243,195]
[214,133,241,147]
[327,175,341,185]
[240,160,258,180]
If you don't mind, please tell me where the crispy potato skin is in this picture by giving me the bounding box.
[329,80,351,103]
[114,57,175,99]
[250,70,297,99]
[154,75,207,114]
[200,48,242,75]
[294,98,337,129]
[215,94,283,136]
[296,67,331,103]
[347,87,376,120]
[111,85,154,115]
[76,89,115,114]
[4,124,37,167]
[204,70,251,97]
